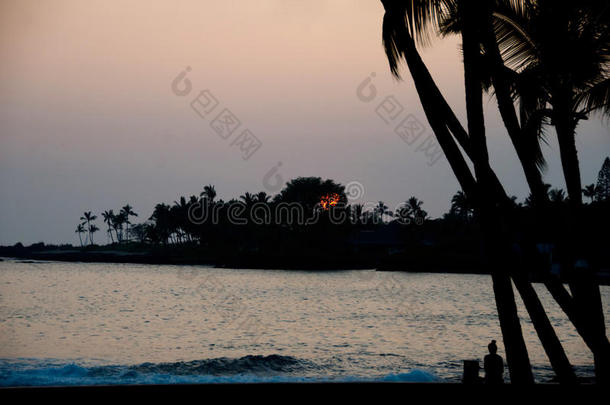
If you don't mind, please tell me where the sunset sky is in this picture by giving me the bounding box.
[1,0,608,245]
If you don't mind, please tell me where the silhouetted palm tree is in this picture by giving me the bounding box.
[439,1,551,206]
[450,190,473,220]
[583,184,598,203]
[255,191,271,203]
[201,185,217,203]
[380,4,522,367]
[120,205,137,243]
[549,189,566,204]
[171,198,190,244]
[374,201,392,224]
[149,203,172,244]
[597,157,610,201]
[80,211,97,245]
[379,0,578,383]
[491,6,610,378]
[75,224,85,247]
[493,1,610,206]
[240,192,255,206]
[112,212,126,243]
[397,196,428,224]
[380,0,478,200]
[88,224,99,245]
[351,203,364,225]
[101,210,115,244]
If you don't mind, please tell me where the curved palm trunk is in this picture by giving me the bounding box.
[569,283,609,382]
[401,36,477,197]
[463,0,579,383]
[479,17,550,206]
[554,101,608,382]
[86,219,91,245]
[491,274,533,383]
[555,115,582,206]
[545,278,610,382]
[474,4,601,383]
[400,28,534,383]
[512,275,577,383]
[481,9,609,377]
[460,2,534,383]
[384,3,581,382]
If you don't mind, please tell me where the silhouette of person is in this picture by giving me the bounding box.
[484,340,504,384]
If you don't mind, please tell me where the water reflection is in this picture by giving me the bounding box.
[0,259,607,383]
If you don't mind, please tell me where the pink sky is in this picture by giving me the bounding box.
[0,0,608,245]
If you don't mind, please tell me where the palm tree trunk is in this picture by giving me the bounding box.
[393,8,580,382]
[555,116,582,206]
[512,275,577,383]
[480,17,550,206]
[483,10,609,376]
[481,211,535,384]
[491,273,534,383]
[539,115,610,381]
[554,103,608,382]
[569,283,609,382]
[86,220,91,245]
[469,4,593,382]
[545,277,610,382]
[460,1,534,383]
[401,28,533,383]
[401,34,477,197]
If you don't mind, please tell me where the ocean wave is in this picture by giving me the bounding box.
[0,356,440,386]
[127,354,314,376]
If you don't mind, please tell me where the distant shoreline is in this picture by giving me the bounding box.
[2,244,609,285]
[0,244,487,274]
[0,251,482,274]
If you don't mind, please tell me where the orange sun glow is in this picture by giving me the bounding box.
[319,193,340,210]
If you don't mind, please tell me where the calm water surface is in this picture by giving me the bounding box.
[0,259,608,385]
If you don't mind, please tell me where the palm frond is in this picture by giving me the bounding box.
[522,107,551,171]
[492,0,537,72]
[382,4,409,78]
[381,0,450,78]
[576,76,610,118]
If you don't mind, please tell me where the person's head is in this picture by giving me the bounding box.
[488,340,497,354]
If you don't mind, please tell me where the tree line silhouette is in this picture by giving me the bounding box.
[75,205,137,247]
[74,178,429,247]
[67,155,610,271]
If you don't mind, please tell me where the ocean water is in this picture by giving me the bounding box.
[0,259,607,386]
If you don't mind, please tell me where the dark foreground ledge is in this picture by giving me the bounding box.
[1,383,604,400]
